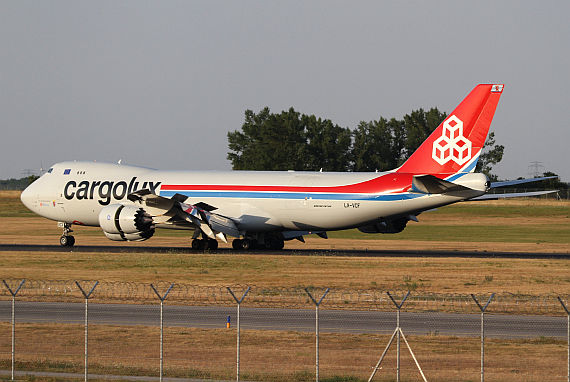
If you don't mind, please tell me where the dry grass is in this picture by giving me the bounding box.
[0,322,566,381]
[0,250,569,296]
[1,193,569,380]
[0,193,568,295]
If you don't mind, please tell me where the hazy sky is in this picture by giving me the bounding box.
[1,1,568,180]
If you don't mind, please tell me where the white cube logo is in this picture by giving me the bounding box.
[431,115,472,166]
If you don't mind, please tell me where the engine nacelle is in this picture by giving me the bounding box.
[358,217,408,234]
[98,204,155,241]
[103,231,155,241]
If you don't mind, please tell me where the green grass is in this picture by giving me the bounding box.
[328,224,570,244]
[421,202,570,218]
[0,192,35,217]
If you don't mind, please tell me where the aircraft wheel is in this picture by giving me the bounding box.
[191,239,201,250]
[241,238,257,250]
[270,237,284,250]
[60,235,75,247]
[199,239,209,250]
[241,239,251,250]
[208,239,218,250]
[232,239,242,250]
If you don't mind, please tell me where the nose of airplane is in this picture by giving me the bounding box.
[20,182,37,212]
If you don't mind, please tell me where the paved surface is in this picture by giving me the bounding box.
[0,301,566,339]
[0,370,228,382]
[0,243,568,258]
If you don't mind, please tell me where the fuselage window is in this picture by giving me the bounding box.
[47,168,53,173]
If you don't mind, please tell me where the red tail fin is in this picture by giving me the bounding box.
[397,84,504,175]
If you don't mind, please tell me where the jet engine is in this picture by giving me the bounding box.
[357,217,409,234]
[98,204,155,241]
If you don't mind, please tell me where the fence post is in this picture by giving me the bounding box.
[369,291,426,382]
[75,281,98,382]
[558,297,569,382]
[2,279,25,381]
[471,293,495,382]
[305,288,330,382]
[387,291,410,382]
[150,283,175,382]
[227,287,251,382]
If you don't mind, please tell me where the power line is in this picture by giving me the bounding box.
[527,161,544,178]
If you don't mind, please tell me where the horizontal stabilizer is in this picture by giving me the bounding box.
[468,190,558,201]
[410,175,470,195]
[490,176,558,188]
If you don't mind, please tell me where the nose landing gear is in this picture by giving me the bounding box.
[58,222,75,247]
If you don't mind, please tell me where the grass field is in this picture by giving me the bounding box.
[0,323,567,382]
[1,191,569,381]
[0,191,569,294]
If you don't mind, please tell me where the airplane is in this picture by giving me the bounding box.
[20,84,556,249]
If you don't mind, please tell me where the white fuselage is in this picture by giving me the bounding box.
[21,161,485,234]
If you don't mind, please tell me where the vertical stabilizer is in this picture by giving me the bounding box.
[397,84,504,175]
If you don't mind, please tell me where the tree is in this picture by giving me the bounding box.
[475,132,504,181]
[227,107,352,171]
[350,108,446,172]
[227,106,505,175]
[402,108,447,161]
[351,118,404,171]
[303,115,352,171]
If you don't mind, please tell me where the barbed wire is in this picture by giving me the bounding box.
[0,279,568,315]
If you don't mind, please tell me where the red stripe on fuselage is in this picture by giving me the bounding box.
[161,173,422,194]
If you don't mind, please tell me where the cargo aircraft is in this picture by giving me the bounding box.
[20,84,554,249]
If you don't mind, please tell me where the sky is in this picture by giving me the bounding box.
[1,1,568,181]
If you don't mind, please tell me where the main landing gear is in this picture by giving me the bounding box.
[232,235,284,250]
[58,222,75,247]
[191,238,219,250]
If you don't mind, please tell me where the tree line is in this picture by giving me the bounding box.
[0,176,38,190]
[227,107,504,179]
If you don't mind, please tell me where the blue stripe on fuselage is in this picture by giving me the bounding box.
[159,190,423,201]
[445,155,480,182]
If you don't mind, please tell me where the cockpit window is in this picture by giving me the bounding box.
[47,168,53,173]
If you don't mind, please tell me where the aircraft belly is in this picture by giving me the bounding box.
[231,194,465,232]
[225,197,402,231]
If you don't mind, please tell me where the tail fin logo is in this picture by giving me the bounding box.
[432,115,472,166]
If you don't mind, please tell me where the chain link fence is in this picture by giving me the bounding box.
[1,279,568,314]
[1,279,569,381]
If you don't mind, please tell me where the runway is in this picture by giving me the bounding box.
[0,301,566,339]
[0,244,568,258]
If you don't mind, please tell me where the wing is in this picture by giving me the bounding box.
[127,190,240,242]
